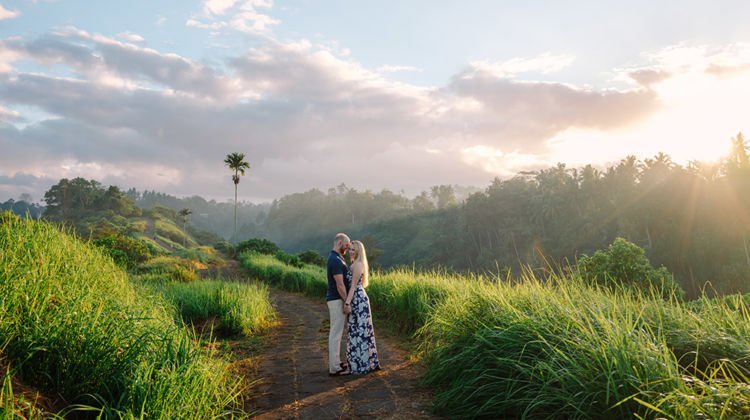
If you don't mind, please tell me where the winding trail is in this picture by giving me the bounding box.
[244,289,436,419]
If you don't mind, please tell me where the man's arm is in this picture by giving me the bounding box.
[334,274,347,300]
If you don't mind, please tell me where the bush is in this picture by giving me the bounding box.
[578,237,683,298]
[236,238,280,255]
[214,240,235,257]
[275,250,304,268]
[92,234,151,269]
[137,256,199,282]
[298,250,325,266]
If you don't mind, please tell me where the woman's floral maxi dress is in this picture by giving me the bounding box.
[346,272,380,374]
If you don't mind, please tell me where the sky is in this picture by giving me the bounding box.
[1,1,750,203]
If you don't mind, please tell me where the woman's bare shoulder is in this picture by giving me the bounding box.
[351,261,364,270]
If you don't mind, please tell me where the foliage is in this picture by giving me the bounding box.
[238,252,327,297]
[275,250,304,268]
[43,178,141,226]
[138,279,276,337]
[214,240,235,257]
[578,237,683,298]
[0,199,44,219]
[133,189,270,240]
[177,246,223,265]
[137,256,199,282]
[297,250,325,266]
[0,216,240,417]
[264,143,750,298]
[91,233,152,269]
[241,251,750,418]
[155,219,197,247]
[236,237,280,255]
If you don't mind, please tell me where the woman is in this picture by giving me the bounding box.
[344,240,381,374]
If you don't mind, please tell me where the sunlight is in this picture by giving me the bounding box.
[547,66,749,166]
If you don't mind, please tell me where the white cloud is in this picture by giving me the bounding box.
[467,53,576,79]
[155,16,167,26]
[204,0,239,15]
[0,5,20,20]
[116,32,145,43]
[376,65,423,74]
[188,0,279,35]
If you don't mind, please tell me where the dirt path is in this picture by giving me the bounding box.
[244,289,436,419]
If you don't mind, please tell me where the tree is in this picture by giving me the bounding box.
[178,208,192,247]
[430,185,456,209]
[224,152,251,238]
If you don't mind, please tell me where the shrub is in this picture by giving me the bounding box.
[137,256,198,282]
[214,240,235,257]
[275,250,304,268]
[298,250,325,266]
[236,238,280,255]
[578,237,683,298]
[92,234,151,269]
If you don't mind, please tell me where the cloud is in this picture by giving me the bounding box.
[188,0,278,35]
[1,30,748,203]
[116,31,145,43]
[376,65,423,74]
[1,29,239,99]
[204,0,238,15]
[467,53,576,78]
[443,65,659,152]
[0,4,20,20]
[0,105,23,122]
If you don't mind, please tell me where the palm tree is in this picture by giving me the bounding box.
[224,152,251,238]
[178,208,192,247]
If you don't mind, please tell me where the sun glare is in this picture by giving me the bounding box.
[547,67,748,167]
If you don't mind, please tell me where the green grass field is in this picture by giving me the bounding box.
[239,251,750,419]
[0,214,272,417]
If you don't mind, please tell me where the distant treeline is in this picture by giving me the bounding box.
[16,133,750,297]
[0,198,44,219]
[284,135,750,298]
[128,189,270,240]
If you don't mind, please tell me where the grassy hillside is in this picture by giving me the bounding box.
[0,213,273,417]
[239,251,750,418]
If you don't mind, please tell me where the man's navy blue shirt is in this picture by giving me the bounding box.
[326,250,349,301]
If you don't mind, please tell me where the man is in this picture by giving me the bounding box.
[327,232,351,376]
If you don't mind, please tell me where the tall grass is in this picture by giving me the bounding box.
[240,250,750,418]
[138,279,277,336]
[0,213,241,417]
[238,251,327,297]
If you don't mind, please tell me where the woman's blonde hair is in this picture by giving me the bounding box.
[351,240,369,288]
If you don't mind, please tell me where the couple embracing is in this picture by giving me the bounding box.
[327,233,381,376]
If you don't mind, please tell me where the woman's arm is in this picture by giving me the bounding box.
[345,262,363,306]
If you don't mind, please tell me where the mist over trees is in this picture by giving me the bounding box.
[20,133,750,298]
[0,196,44,219]
[258,134,750,298]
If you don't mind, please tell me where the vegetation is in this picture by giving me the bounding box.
[0,213,242,417]
[224,152,251,237]
[578,237,682,298]
[244,136,750,298]
[236,237,281,255]
[239,248,750,418]
[0,197,44,219]
[137,255,200,282]
[138,279,276,337]
[298,250,325,266]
